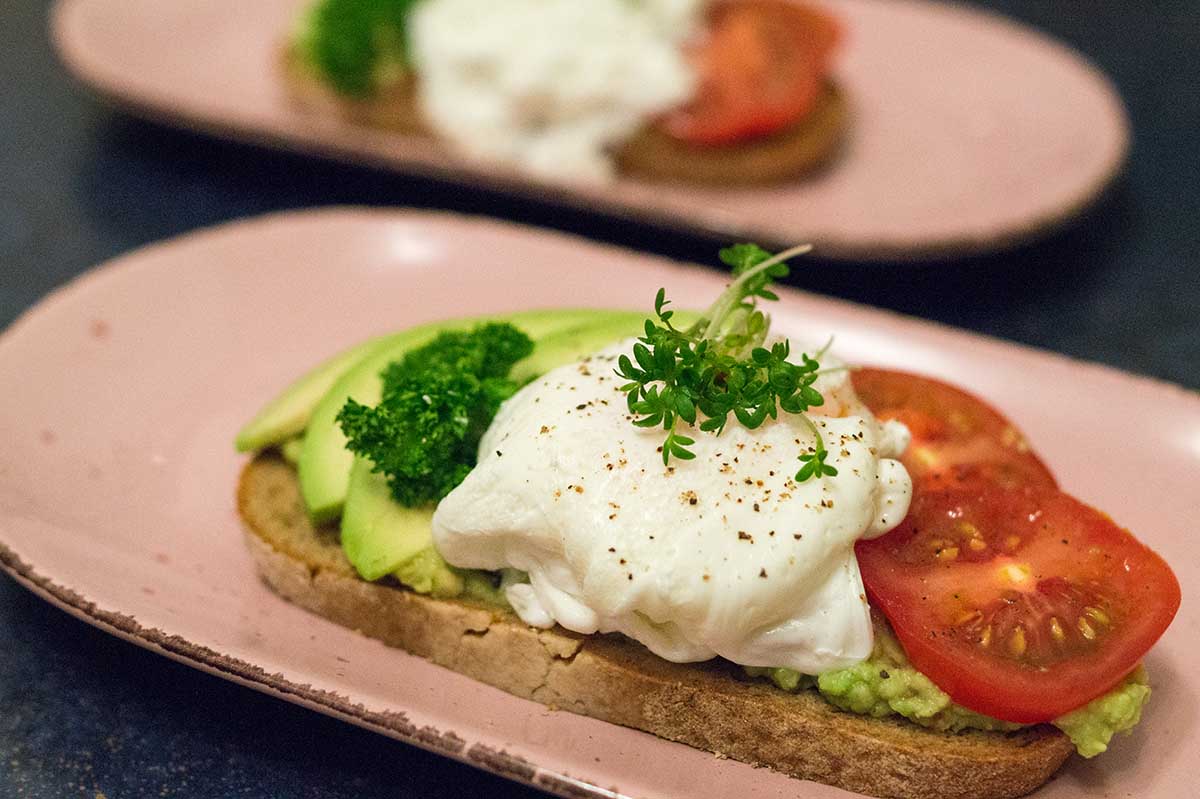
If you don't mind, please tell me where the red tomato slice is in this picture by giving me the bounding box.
[851,367,1058,492]
[857,481,1181,722]
[662,1,842,146]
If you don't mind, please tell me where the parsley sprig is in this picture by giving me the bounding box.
[615,244,838,483]
[301,0,420,97]
[337,323,534,506]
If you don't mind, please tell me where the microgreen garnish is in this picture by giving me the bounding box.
[615,244,838,483]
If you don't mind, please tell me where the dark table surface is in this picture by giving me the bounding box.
[2,1,1197,797]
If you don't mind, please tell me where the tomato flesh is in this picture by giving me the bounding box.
[663,0,842,146]
[852,367,1057,492]
[850,368,1180,723]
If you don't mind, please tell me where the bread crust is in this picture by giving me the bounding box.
[279,44,845,185]
[238,454,1073,799]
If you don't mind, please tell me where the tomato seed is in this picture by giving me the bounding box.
[1077,617,1097,640]
[1049,617,1066,643]
[1008,627,1027,658]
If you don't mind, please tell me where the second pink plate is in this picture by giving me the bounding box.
[51,0,1128,260]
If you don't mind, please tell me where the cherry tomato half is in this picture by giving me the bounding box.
[857,480,1181,723]
[662,0,842,146]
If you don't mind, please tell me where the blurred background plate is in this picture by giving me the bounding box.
[51,0,1128,260]
[1,208,1196,799]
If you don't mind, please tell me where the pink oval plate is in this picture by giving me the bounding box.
[51,0,1128,261]
[0,208,1194,798]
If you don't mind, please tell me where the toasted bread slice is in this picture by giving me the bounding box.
[238,454,1073,799]
[279,44,845,185]
[614,83,847,185]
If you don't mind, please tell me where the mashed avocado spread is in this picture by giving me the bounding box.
[746,618,1150,758]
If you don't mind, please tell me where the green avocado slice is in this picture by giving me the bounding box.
[298,309,645,524]
[341,458,473,597]
[341,456,437,581]
[234,334,393,452]
[338,311,653,590]
[236,308,586,457]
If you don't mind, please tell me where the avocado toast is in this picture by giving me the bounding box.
[238,452,1073,799]
[234,249,1177,798]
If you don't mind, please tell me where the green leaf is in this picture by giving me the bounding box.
[634,343,655,372]
[801,385,824,406]
[779,394,805,414]
[670,443,696,460]
[616,354,638,378]
[718,243,772,274]
[675,393,696,424]
[654,343,675,372]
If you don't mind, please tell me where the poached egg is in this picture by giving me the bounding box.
[408,0,705,181]
[432,340,912,673]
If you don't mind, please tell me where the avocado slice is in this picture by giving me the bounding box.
[338,311,651,592]
[236,308,587,456]
[234,333,392,452]
[298,309,641,523]
[279,437,304,465]
[342,459,503,598]
[341,456,437,579]
[342,458,467,596]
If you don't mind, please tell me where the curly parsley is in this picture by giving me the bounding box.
[299,0,419,97]
[616,243,838,482]
[336,323,533,506]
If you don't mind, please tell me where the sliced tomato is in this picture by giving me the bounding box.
[662,1,842,146]
[857,481,1181,722]
[851,367,1058,492]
